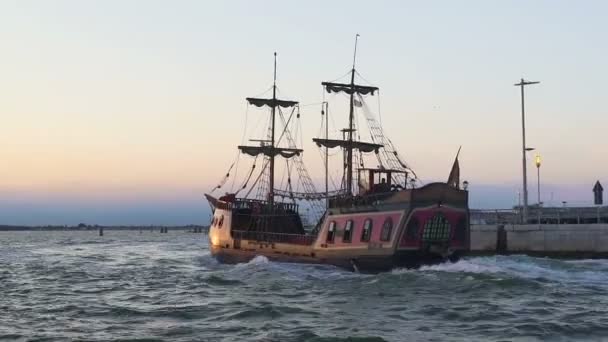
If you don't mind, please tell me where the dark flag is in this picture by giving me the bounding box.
[447,146,462,189]
[593,181,603,205]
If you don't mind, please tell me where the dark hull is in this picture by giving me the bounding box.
[210,245,461,273]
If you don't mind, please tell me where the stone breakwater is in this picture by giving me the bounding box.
[470,224,608,257]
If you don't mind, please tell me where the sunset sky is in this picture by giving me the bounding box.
[1,1,607,225]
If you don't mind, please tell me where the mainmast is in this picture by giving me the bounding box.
[315,34,382,196]
[269,52,277,205]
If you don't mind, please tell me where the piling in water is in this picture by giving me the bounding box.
[496,225,507,254]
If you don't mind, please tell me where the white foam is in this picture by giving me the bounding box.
[418,259,503,274]
[248,255,270,265]
[398,256,608,287]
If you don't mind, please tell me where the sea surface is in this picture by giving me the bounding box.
[1,231,608,342]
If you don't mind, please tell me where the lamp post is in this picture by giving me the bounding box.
[535,154,541,224]
[514,78,540,223]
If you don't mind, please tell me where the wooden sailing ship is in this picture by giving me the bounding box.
[205,40,470,272]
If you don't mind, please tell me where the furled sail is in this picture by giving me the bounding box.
[321,82,378,96]
[238,145,302,158]
[246,97,298,108]
[312,138,382,153]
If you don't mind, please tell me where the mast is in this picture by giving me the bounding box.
[240,55,300,206]
[316,34,381,196]
[269,52,277,205]
[346,34,359,194]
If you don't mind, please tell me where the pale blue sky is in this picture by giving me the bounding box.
[1,1,607,225]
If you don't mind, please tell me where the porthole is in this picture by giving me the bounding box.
[343,220,353,243]
[326,221,336,243]
[380,217,393,241]
[361,218,373,242]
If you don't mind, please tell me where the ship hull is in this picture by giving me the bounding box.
[209,244,461,272]
[206,183,470,273]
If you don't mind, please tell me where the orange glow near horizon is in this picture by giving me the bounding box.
[1,1,607,213]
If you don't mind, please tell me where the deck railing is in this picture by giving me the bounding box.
[471,206,608,225]
[213,198,299,213]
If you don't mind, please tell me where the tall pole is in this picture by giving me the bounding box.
[346,34,359,195]
[537,163,541,224]
[535,154,541,224]
[269,52,277,205]
[324,101,329,208]
[537,165,541,206]
[514,78,540,223]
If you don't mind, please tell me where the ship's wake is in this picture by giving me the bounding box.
[393,255,608,286]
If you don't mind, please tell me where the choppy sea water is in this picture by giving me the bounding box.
[1,231,608,342]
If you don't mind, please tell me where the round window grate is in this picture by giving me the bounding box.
[422,213,451,242]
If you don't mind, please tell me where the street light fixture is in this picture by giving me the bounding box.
[514,78,540,223]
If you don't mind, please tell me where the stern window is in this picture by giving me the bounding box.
[343,220,353,243]
[406,218,419,240]
[422,213,451,242]
[218,215,224,228]
[326,221,336,243]
[380,217,393,241]
[361,218,373,242]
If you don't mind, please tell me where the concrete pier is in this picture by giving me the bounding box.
[470,224,608,257]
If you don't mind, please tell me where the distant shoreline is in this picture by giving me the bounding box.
[0,225,208,232]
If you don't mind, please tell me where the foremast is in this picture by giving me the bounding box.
[238,53,301,205]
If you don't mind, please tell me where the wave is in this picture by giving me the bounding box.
[227,255,368,283]
[417,259,503,274]
[390,255,608,287]
[249,255,270,265]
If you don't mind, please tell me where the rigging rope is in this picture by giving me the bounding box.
[275,106,296,146]
[328,69,354,84]
[248,158,269,199]
[231,103,252,191]
[357,94,421,188]
[209,161,235,193]
[235,156,258,195]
